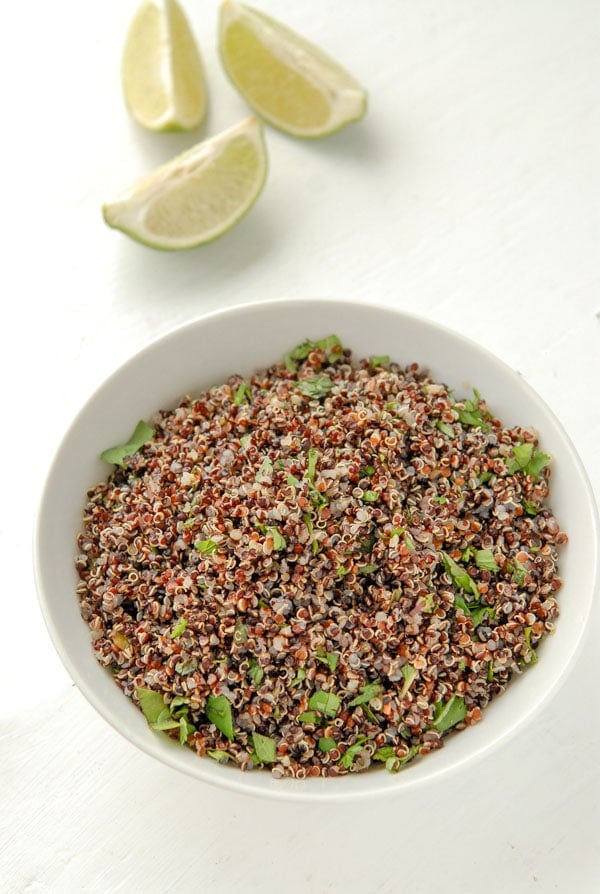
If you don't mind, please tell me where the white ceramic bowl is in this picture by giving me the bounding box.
[34,299,599,801]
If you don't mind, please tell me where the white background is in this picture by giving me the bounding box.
[2,0,599,891]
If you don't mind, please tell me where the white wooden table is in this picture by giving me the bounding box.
[2,1,599,891]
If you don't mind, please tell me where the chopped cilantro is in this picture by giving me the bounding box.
[336,565,350,580]
[469,605,495,628]
[252,732,277,764]
[506,442,551,480]
[255,456,273,482]
[248,658,264,688]
[362,464,375,477]
[233,619,248,644]
[348,682,382,707]
[285,335,343,370]
[475,549,499,572]
[101,420,154,469]
[384,745,420,772]
[239,433,252,449]
[361,490,379,503]
[175,658,197,675]
[207,749,233,763]
[453,392,491,431]
[399,663,417,697]
[360,563,377,574]
[194,538,218,555]
[290,668,306,688]
[205,694,235,741]
[420,593,436,612]
[307,448,318,483]
[487,661,494,682]
[432,695,467,732]
[302,513,314,535]
[369,355,390,368]
[286,473,301,488]
[308,690,341,718]
[136,688,169,725]
[440,551,480,599]
[318,737,337,753]
[507,559,528,587]
[316,647,340,673]
[372,746,396,762]
[170,618,188,639]
[434,420,454,438]
[523,499,540,516]
[265,526,286,551]
[338,736,367,769]
[296,375,334,399]
[233,380,252,406]
[524,627,538,664]
[297,710,318,724]
[432,495,448,504]
[178,715,195,745]
[479,471,493,484]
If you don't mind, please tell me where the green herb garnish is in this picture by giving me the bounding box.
[432,495,448,504]
[291,668,306,688]
[316,647,340,673]
[475,549,499,572]
[336,565,350,580]
[252,732,277,764]
[434,420,455,438]
[523,499,541,516]
[308,690,341,718]
[286,473,301,488]
[255,456,273,482]
[136,688,170,725]
[296,375,334,399]
[233,380,252,405]
[349,682,382,707]
[361,490,379,503]
[284,335,343,371]
[297,710,318,724]
[178,715,195,745]
[369,355,390,369]
[440,551,480,599]
[307,448,318,483]
[248,658,264,688]
[372,746,396,762]
[506,442,551,480]
[318,737,337,753]
[338,736,367,769]
[453,392,491,431]
[170,618,188,639]
[399,664,416,697]
[205,694,235,741]
[432,695,467,732]
[359,563,377,574]
[265,526,286,551]
[524,627,538,664]
[175,658,197,675]
[101,420,154,469]
[207,749,233,763]
[233,619,248,644]
[239,433,252,449]
[384,745,420,772]
[194,538,219,555]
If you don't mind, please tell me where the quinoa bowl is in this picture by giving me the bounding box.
[34,299,598,801]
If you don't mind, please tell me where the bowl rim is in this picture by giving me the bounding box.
[33,297,600,802]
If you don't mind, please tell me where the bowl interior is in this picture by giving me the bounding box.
[34,299,598,801]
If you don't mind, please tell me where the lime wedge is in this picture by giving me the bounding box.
[218,0,367,138]
[122,0,207,131]
[102,117,267,250]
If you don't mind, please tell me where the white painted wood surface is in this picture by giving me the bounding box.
[1,1,598,890]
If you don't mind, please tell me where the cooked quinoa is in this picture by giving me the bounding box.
[76,337,566,777]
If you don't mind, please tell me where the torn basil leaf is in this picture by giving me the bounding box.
[101,420,154,469]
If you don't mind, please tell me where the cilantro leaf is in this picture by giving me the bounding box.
[308,690,341,718]
[369,355,390,369]
[248,658,264,688]
[434,420,455,438]
[506,442,551,479]
[207,749,233,763]
[255,456,273,483]
[399,664,416,697]
[252,732,277,764]
[136,687,168,724]
[286,473,301,488]
[233,380,252,406]
[285,336,343,370]
[175,658,197,676]
[348,682,382,707]
[290,668,306,688]
[338,736,367,769]
[296,375,334,399]
[205,694,235,741]
[361,490,379,503]
[384,744,420,772]
[178,715,195,745]
[265,526,286,551]
[432,695,467,732]
[101,420,154,469]
[297,710,318,724]
[372,746,396,762]
[194,539,219,555]
[150,708,180,731]
[475,549,499,572]
[440,551,480,599]
[524,626,538,664]
[306,448,319,484]
[523,499,540,516]
[318,737,337,753]
[316,647,340,673]
[170,618,188,639]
